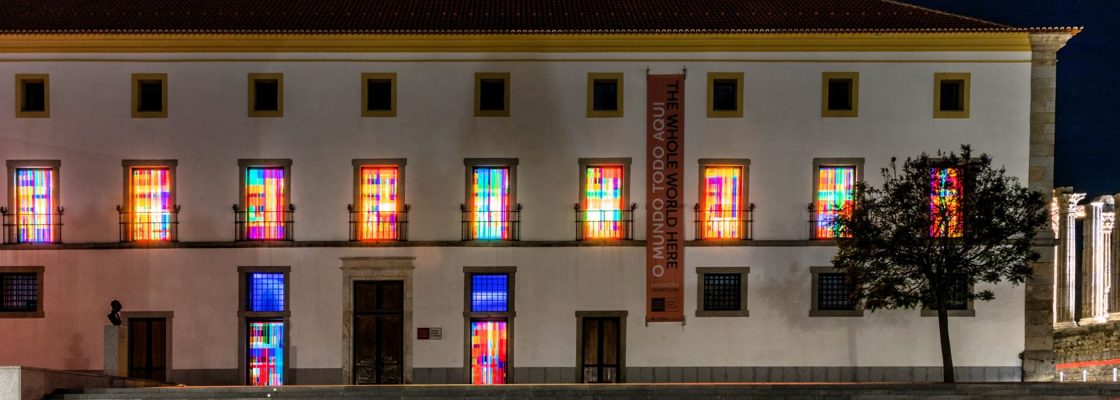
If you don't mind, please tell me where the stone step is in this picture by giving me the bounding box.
[46,383,1120,400]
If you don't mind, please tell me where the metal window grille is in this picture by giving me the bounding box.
[248,273,285,312]
[945,276,969,310]
[817,273,855,310]
[0,273,38,312]
[471,274,508,312]
[702,274,741,311]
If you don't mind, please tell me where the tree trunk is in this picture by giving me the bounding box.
[937,296,955,383]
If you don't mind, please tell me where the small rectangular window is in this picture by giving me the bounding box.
[922,274,974,317]
[248,73,283,117]
[934,73,971,118]
[471,274,509,312]
[695,267,749,317]
[475,73,510,117]
[362,73,396,117]
[15,74,49,118]
[248,272,285,312]
[822,72,859,117]
[587,73,623,117]
[707,72,743,118]
[809,267,863,317]
[0,273,38,313]
[132,73,167,118]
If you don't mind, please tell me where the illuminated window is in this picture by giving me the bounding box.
[362,73,396,117]
[123,161,177,242]
[930,167,963,238]
[248,73,283,117]
[0,266,44,318]
[822,72,859,118]
[132,73,167,118]
[464,159,518,240]
[238,160,292,241]
[239,267,289,386]
[464,267,515,384]
[352,160,405,241]
[698,159,748,240]
[934,73,970,119]
[15,74,49,118]
[707,72,743,118]
[812,163,859,239]
[587,73,623,117]
[579,159,631,240]
[5,161,61,244]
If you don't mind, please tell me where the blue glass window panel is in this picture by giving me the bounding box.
[471,274,508,312]
[249,272,285,312]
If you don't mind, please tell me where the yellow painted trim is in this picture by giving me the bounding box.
[474,72,510,117]
[933,72,971,119]
[586,73,624,118]
[707,72,744,118]
[821,72,859,118]
[14,74,49,118]
[131,73,168,118]
[248,73,283,118]
[0,58,1034,63]
[0,32,1033,53]
[361,72,397,117]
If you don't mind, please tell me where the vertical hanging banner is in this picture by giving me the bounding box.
[646,74,685,323]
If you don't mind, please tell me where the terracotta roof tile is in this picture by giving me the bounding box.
[0,0,1025,34]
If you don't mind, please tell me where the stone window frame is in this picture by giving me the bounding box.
[574,310,628,383]
[920,276,976,318]
[15,74,50,118]
[821,72,859,118]
[474,72,510,117]
[810,158,865,240]
[809,266,864,317]
[586,72,624,118]
[707,72,744,118]
[121,160,178,242]
[462,266,517,384]
[696,159,750,240]
[577,157,632,241]
[933,72,971,119]
[463,158,518,241]
[131,73,168,118]
[361,72,397,117]
[5,160,62,244]
[237,266,292,385]
[695,267,750,317]
[247,73,284,118]
[0,266,44,318]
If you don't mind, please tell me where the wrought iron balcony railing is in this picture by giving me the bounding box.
[348,204,409,241]
[574,203,636,240]
[461,203,521,241]
[118,205,181,242]
[234,204,294,241]
[808,203,850,240]
[1,206,63,244]
[693,203,754,240]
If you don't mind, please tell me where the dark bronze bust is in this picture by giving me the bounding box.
[107,300,122,326]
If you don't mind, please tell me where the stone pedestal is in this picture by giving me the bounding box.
[103,325,122,376]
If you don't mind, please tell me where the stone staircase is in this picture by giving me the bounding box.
[43,383,1120,400]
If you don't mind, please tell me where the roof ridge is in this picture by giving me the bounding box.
[878,0,1016,29]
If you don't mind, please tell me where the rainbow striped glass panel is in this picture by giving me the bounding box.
[248,321,284,386]
[814,166,856,239]
[584,166,624,239]
[130,167,172,241]
[472,167,509,240]
[470,320,507,385]
[245,167,285,240]
[931,167,963,237]
[701,166,742,239]
[14,168,53,243]
[358,166,399,240]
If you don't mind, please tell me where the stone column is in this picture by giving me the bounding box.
[1022,31,1076,382]
[1112,194,1120,321]
[1053,190,1082,326]
[1079,198,1112,325]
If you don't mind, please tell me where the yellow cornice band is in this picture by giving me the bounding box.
[0,32,1032,53]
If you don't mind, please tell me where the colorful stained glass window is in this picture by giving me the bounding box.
[472,167,510,240]
[14,168,54,243]
[248,273,285,312]
[245,167,286,240]
[814,166,856,239]
[470,320,507,385]
[701,166,742,239]
[583,166,624,239]
[358,166,399,240]
[130,167,173,241]
[471,274,509,312]
[931,167,963,237]
[248,321,284,386]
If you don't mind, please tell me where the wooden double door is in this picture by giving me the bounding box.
[128,318,167,381]
[353,280,404,384]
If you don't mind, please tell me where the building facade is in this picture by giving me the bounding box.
[0,0,1077,385]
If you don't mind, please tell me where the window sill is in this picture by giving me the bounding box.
[809,309,864,317]
[920,309,975,317]
[695,310,749,318]
[0,311,44,318]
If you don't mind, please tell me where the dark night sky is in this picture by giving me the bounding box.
[907,0,1120,198]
